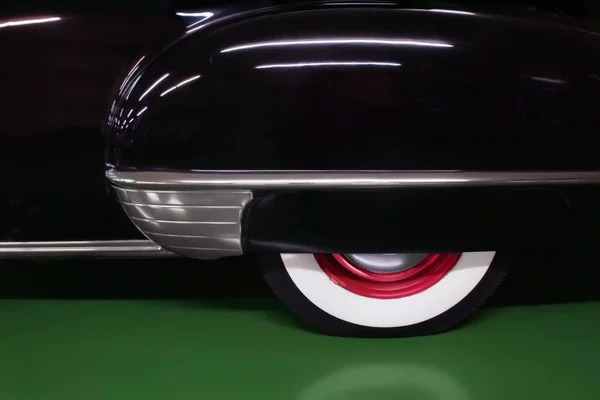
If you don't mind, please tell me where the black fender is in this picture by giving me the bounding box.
[103,1,600,253]
[106,1,600,172]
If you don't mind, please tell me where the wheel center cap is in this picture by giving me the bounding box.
[345,253,429,274]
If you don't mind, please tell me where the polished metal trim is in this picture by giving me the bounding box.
[106,169,600,190]
[0,240,174,259]
[106,168,600,260]
[110,185,253,259]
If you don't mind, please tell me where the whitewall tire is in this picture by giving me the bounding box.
[259,251,509,337]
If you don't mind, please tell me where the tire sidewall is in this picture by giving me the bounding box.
[259,252,510,337]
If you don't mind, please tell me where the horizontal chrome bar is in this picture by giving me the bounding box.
[107,169,600,190]
[0,240,175,259]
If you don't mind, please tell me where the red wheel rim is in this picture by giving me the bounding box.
[314,253,461,299]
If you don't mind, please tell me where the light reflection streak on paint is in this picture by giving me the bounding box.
[176,12,214,17]
[160,75,201,97]
[429,9,475,15]
[323,2,392,5]
[221,38,453,53]
[255,61,401,69]
[531,76,565,84]
[0,16,61,29]
[137,107,148,117]
[177,12,214,28]
[119,55,146,93]
[126,75,142,100]
[181,12,216,33]
[139,73,170,101]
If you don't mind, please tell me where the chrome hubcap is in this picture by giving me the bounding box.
[344,253,429,274]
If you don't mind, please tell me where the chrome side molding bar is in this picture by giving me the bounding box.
[104,168,600,261]
[106,169,600,190]
[0,240,175,259]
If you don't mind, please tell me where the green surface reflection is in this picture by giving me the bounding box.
[0,300,598,399]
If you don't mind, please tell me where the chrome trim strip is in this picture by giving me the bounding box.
[107,169,600,190]
[110,185,253,259]
[0,240,174,259]
[106,168,600,260]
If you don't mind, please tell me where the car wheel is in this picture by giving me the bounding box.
[259,251,509,337]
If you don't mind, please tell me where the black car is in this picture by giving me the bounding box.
[1,0,599,337]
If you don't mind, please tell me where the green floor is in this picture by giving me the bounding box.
[1,251,599,399]
[1,299,599,399]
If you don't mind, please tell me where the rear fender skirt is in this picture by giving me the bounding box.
[242,187,572,254]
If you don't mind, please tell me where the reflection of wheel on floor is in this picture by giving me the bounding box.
[259,251,509,337]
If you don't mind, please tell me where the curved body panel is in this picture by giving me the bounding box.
[2,0,600,255]
[107,2,600,171]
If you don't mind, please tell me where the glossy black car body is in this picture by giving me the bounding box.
[1,0,599,252]
[107,3,600,172]
[4,0,600,338]
[104,0,600,254]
